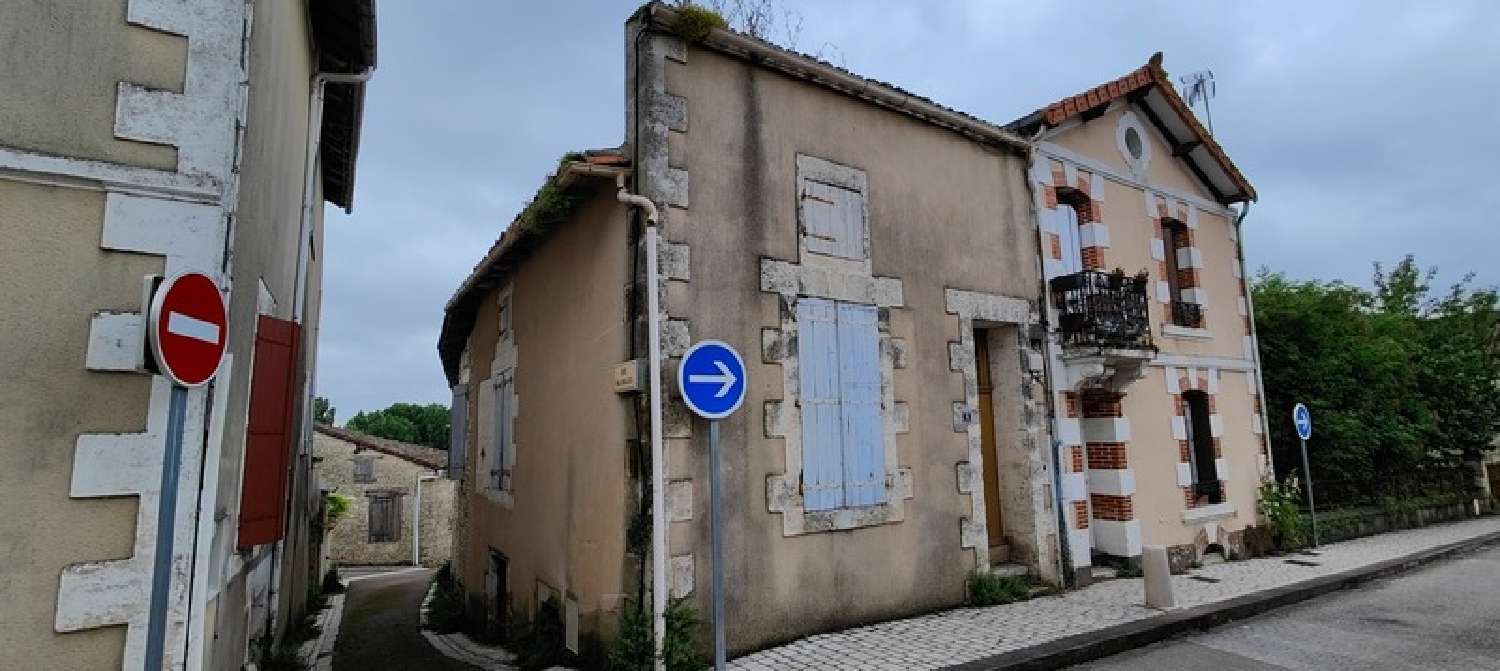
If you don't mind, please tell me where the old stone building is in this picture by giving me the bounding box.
[315,426,454,568]
[0,1,376,669]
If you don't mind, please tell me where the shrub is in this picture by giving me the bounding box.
[321,567,344,595]
[510,596,574,671]
[1259,475,1308,551]
[608,597,706,671]
[966,570,1030,607]
[671,4,728,42]
[426,562,467,634]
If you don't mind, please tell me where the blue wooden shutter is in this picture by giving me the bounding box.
[801,181,866,260]
[448,386,467,480]
[797,298,845,510]
[836,302,885,506]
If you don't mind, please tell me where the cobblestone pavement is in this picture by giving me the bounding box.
[728,516,1500,670]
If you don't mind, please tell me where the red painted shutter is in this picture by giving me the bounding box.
[237,315,302,548]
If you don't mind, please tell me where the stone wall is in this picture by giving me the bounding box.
[315,431,453,567]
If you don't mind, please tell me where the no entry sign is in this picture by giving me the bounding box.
[148,271,228,387]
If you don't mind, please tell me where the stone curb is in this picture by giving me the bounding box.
[945,529,1500,670]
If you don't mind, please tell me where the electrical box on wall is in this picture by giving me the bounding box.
[613,359,644,394]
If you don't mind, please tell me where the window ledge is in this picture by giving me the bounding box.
[1161,324,1212,340]
[766,467,913,536]
[1181,502,1236,524]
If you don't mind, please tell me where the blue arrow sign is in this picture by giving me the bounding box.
[678,340,747,420]
[1293,403,1312,441]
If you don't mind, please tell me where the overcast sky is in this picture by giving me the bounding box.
[315,1,1500,421]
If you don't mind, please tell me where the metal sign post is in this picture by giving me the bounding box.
[1293,403,1319,548]
[143,271,228,670]
[677,340,747,671]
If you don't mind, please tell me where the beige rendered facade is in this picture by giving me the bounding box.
[0,1,376,669]
[314,426,454,568]
[1010,54,1268,578]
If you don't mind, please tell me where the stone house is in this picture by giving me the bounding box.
[315,425,454,568]
[0,1,376,669]
[437,2,1267,658]
[1006,54,1267,578]
[438,3,1054,656]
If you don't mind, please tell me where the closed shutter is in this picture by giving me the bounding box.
[837,302,885,506]
[800,180,866,260]
[448,386,467,480]
[368,494,403,542]
[798,298,845,511]
[353,455,374,483]
[493,373,512,491]
[237,316,302,548]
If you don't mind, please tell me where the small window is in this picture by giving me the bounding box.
[1183,391,1222,505]
[368,493,403,542]
[1124,127,1143,160]
[1162,220,1202,328]
[797,298,885,511]
[353,455,375,483]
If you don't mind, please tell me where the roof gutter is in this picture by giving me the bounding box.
[644,4,1029,152]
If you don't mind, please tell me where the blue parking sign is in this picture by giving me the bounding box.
[677,340,747,420]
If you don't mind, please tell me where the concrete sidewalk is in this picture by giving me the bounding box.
[728,515,1500,670]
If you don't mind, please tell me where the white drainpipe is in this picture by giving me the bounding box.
[414,472,439,566]
[615,173,666,669]
[265,66,375,647]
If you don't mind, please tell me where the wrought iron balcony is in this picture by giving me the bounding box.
[1050,269,1154,352]
[1171,300,1204,329]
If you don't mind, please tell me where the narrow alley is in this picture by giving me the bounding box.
[334,569,476,671]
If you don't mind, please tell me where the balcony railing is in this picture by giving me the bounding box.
[1171,300,1204,329]
[1050,270,1154,351]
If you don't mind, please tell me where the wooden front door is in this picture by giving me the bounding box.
[976,329,1004,549]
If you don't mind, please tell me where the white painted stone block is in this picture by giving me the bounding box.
[1171,416,1187,441]
[1237,295,1249,316]
[1242,335,1255,359]
[1185,205,1199,230]
[1207,368,1220,394]
[1181,287,1208,306]
[1176,246,1204,270]
[1144,191,1158,217]
[1176,462,1193,487]
[1252,413,1264,435]
[1150,238,1165,261]
[1061,471,1088,503]
[1070,529,1094,565]
[1156,281,1171,304]
[102,193,226,278]
[87,311,145,372]
[1082,417,1131,442]
[666,480,693,522]
[1091,173,1106,201]
[1063,162,1078,191]
[1164,367,1180,394]
[1232,259,1244,279]
[1056,418,1082,447]
[1079,222,1111,248]
[1087,469,1136,496]
[1093,519,1142,557]
[1214,458,1229,479]
[1209,414,1224,438]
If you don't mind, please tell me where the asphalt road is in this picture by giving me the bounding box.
[1071,543,1500,670]
[333,568,477,671]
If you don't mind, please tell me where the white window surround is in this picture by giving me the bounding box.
[1161,324,1212,340]
[1182,502,1236,524]
[1115,110,1152,177]
[796,154,871,271]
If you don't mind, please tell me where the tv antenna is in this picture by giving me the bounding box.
[1179,69,1216,135]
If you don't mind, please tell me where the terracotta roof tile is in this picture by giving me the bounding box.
[315,424,447,470]
[1035,53,1254,202]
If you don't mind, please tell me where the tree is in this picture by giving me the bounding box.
[344,402,450,450]
[1253,255,1500,491]
[313,396,336,425]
